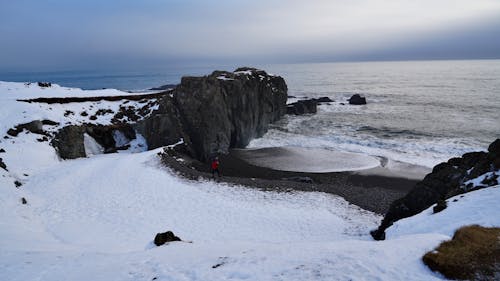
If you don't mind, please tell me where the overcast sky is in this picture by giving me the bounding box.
[1,0,500,71]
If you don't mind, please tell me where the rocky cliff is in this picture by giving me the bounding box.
[169,67,287,161]
[371,139,500,240]
[51,68,288,161]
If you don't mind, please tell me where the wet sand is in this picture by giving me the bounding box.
[160,148,423,214]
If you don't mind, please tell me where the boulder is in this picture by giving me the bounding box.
[348,94,366,105]
[154,231,181,246]
[371,139,500,240]
[433,200,447,213]
[286,99,317,115]
[37,82,52,88]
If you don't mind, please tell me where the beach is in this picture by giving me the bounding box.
[161,147,425,214]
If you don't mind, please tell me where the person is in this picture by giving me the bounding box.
[211,156,221,179]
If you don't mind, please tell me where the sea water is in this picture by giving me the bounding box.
[252,60,500,167]
[1,60,499,168]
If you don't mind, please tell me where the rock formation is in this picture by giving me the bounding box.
[50,68,288,162]
[348,94,366,105]
[52,124,137,159]
[286,97,332,115]
[287,100,317,115]
[142,67,287,161]
[371,139,500,240]
[153,231,181,246]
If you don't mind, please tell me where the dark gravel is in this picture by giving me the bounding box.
[159,149,418,214]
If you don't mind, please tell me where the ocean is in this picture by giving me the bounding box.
[2,60,499,168]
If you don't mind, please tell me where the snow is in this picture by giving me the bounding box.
[386,186,500,239]
[464,170,499,188]
[83,133,104,156]
[1,82,499,280]
[217,75,234,81]
[234,70,253,76]
[0,81,159,136]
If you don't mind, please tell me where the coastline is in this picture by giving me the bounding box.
[160,147,421,214]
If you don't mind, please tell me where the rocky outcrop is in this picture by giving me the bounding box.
[286,97,333,115]
[51,124,137,159]
[164,67,287,161]
[37,82,52,88]
[287,99,317,115]
[348,94,366,105]
[6,120,58,137]
[49,68,287,162]
[135,96,188,151]
[154,231,181,246]
[371,139,500,240]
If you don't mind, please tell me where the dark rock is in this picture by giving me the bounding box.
[52,124,137,159]
[169,68,287,161]
[0,148,5,153]
[37,82,52,88]
[348,94,367,105]
[314,97,334,103]
[154,231,181,246]
[49,68,287,163]
[371,139,500,240]
[7,128,19,137]
[51,125,86,159]
[433,200,447,213]
[135,95,190,152]
[21,197,27,204]
[7,120,45,137]
[89,115,97,120]
[14,180,22,187]
[286,99,317,115]
[287,95,296,98]
[81,111,88,117]
[0,158,7,171]
[41,119,59,126]
[340,103,345,105]
[64,110,74,117]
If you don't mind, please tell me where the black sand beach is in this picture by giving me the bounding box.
[161,147,422,214]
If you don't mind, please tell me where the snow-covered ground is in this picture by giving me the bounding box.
[1,81,499,280]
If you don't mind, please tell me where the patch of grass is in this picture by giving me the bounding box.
[422,225,500,280]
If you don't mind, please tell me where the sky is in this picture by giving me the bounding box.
[1,0,500,72]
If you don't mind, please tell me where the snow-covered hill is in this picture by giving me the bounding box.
[1,81,498,280]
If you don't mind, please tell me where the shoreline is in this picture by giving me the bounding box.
[160,148,421,214]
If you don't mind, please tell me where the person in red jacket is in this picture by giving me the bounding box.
[211,156,221,179]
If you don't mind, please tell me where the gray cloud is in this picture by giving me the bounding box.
[1,0,499,71]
